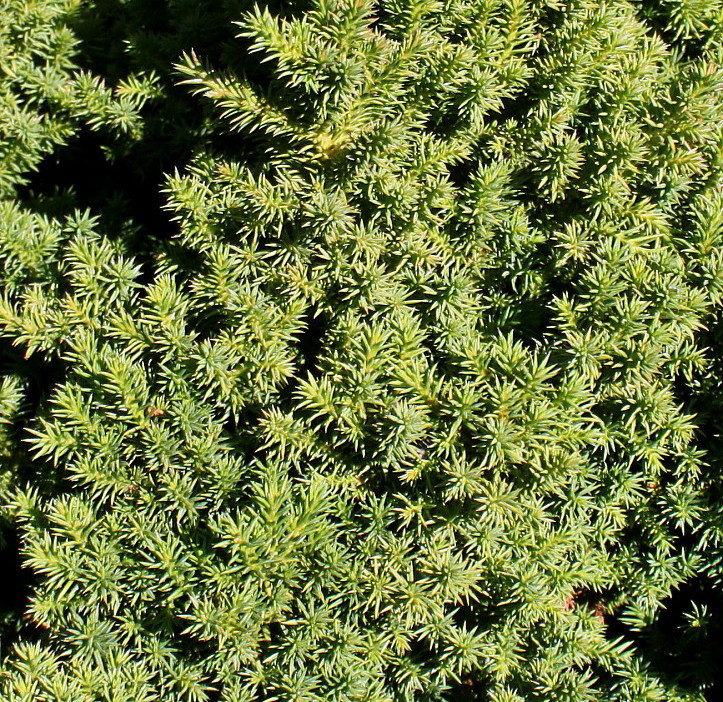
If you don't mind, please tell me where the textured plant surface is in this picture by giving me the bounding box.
[1,0,723,700]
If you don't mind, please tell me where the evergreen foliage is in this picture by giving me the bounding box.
[0,0,723,700]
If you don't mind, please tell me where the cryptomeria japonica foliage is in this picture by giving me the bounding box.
[1,0,723,700]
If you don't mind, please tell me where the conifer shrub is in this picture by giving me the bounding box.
[1,0,723,700]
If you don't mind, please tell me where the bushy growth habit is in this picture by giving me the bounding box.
[1,0,723,700]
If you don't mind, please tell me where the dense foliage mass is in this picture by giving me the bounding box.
[1,0,723,699]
